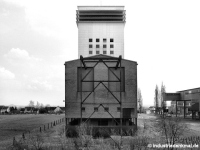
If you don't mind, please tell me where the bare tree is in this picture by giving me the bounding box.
[161,82,166,117]
[154,117,188,150]
[28,100,35,107]
[137,88,143,113]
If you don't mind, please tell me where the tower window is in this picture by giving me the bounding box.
[96,51,100,54]
[110,38,114,42]
[89,45,93,48]
[103,45,107,48]
[94,107,98,112]
[103,39,107,42]
[89,39,92,42]
[110,51,114,54]
[103,51,107,54]
[89,51,93,54]
[96,39,100,42]
[110,45,114,48]
[96,45,100,48]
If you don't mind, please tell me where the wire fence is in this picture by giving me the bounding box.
[12,117,65,146]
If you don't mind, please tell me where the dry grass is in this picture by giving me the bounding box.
[0,114,64,149]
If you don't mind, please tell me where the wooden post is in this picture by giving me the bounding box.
[40,127,41,132]
[44,125,45,131]
[13,137,15,145]
[48,123,49,129]
[22,133,25,139]
[184,101,186,118]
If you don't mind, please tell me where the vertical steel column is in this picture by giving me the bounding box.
[120,58,122,137]
[80,59,82,124]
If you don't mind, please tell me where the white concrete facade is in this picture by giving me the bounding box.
[77,6,125,58]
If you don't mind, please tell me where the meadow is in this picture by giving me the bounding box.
[0,114,64,149]
[1,114,200,150]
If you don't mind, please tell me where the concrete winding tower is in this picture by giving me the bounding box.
[76,6,126,58]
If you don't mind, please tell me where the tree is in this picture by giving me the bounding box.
[36,101,40,108]
[154,85,159,114]
[154,117,188,150]
[28,100,35,107]
[161,82,166,116]
[137,88,143,113]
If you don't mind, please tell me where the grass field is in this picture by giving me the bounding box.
[1,113,200,150]
[0,114,64,149]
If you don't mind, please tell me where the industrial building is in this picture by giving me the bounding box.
[164,87,200,119]
[65,6,137,132]
[65,54,137,128]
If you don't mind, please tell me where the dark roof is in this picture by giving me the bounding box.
[64,54,137,64]
[177,87,200,92]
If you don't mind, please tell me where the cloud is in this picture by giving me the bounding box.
[0,67,15,79]
[28,79,53,91]
[4,48,42,66]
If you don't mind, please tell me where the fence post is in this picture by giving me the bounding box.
[22,133,25,140]
[48,123,49,129]
[13,137,15,146]
[40,127,42,132]
[44,125,45,131]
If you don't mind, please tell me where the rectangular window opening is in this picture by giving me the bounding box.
[96,45,100,48]
[103,39,107,42]
[110,44,114,48]
[103,51,107,54]
[117,107,121,112]
[89,45,92,48]
[94,107,98,112]
[89,39,92,42]
[110,38,114,42]
[104,107,109,112]
[82,107,85,112]
[96,39,100,42]
[110,51,114,54]
[89,51,93,54]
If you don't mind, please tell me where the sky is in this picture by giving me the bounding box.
[0,0,200,107]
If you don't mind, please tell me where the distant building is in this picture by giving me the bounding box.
[77,6,126,58]
[164,87,200,118]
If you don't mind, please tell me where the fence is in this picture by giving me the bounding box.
[12,117,65,146]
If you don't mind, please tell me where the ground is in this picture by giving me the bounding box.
[0,114,64,149]
[1,113,200,150]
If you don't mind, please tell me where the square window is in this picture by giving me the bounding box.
[103,39,107,42]
[104,107,109,112]
[110,38,114,42]
[110,51,114,54]
[89,45,92,48]
[89,51,93,54]
[82,107,85,112]
[110,45,114,48]
[89,39,92,42]
[103,45,106,48]
[103,51,107,54]
[117,107,121,112]
[96,39,100,42]
[96,45,100,48]
[94,107,98,112]
[96,51,100,54]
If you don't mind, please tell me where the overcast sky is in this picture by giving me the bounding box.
[0,0,200,107]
